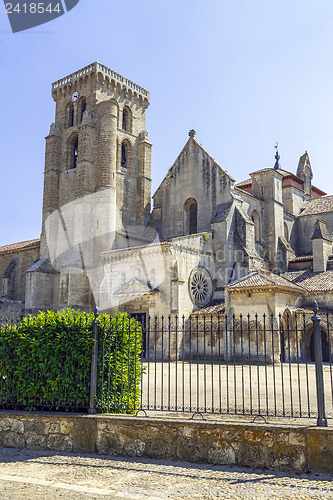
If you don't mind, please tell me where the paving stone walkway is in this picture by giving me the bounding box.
[0,448,332,499]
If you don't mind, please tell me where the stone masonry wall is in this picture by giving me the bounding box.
[0,412,332,474]
[0,246,39,302]
[0,300,24,326]
[153,138,234,241]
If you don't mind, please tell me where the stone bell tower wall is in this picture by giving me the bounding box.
[29,62,152,314]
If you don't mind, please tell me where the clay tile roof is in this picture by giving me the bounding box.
[0,239,40,254]
[250,168,284,177]
[227,270,304,292]
[193,302,225,315]
[300,195,333,217]
[281,270,333,292]
[293,255,313,262]
[235,179,252,187]
[236,169,326,195]
[294,307,333,315]
[273,169,296,178]
[294,307,314,315]
[237,169,293,186]
[281,271,306,281]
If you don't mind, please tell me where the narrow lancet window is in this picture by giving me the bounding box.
[121,143,127,168]
[122,108,128,131]
[79,97,86,124]
[67,103,74,128]
[184,198,198,235]
[189,202,198,234]
[122,107,132,133]
[73,137,78,169]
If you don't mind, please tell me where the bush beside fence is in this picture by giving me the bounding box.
[0,309,142,413]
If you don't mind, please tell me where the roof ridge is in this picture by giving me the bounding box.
[228,269,306,291]
[0,238,40,253]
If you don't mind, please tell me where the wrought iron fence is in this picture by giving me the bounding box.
[90,302,332,425]
[0,303,332,425]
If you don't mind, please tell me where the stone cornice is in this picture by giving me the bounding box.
[229,286,305,296]
[101,241,212,263]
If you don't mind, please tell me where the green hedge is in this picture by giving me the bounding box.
[96,312,143,412]
[0,309,142,413]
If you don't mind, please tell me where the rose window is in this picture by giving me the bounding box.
[189,267,213,307]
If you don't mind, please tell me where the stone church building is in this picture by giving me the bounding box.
[1,62,333,341]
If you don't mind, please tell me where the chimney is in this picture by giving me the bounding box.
[311,220,332,272]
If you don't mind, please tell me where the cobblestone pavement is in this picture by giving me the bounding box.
[0,449,332,499]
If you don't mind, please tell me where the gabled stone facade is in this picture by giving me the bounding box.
[0,62,333,330]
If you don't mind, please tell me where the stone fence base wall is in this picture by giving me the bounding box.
[0,412,332,474]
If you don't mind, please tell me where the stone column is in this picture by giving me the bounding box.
[88,100,119,308]
[96,100,118,190]
[76,111,95,199]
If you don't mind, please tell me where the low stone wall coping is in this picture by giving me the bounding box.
[0,411,331,474]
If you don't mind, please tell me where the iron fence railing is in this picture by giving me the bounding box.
[89,302,332,425]
[0,302,332,425]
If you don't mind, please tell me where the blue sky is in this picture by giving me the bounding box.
[0,0,332,246]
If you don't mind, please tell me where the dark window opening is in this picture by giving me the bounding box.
[67,104,74,128]
[79,98,86,123]
[122,108,128,131]
[72,137,78,169]
[189,203,198,234]
[121,143,127,168]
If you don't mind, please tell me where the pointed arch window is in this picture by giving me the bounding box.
[189,203,198,234]
[184,198,198,235]
[121,140,131,171]
[78,97,86,124]
[73,137,78,169]
[68,134,78,170]
[122,106,132,133]
[121,143,127,167]
[66,102,74,128]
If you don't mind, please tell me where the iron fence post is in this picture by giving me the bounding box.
[89,306,99,414]
[312,301,327,427]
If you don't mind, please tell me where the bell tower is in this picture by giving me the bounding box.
[26,62,152,314]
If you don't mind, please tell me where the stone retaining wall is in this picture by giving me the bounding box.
[0,412,332,474]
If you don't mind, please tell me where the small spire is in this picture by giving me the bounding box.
[189,129,196,139]
[274,142,281,170]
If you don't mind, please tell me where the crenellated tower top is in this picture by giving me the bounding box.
[51,61,149,106]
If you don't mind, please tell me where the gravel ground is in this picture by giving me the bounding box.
[0,448,332,499]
